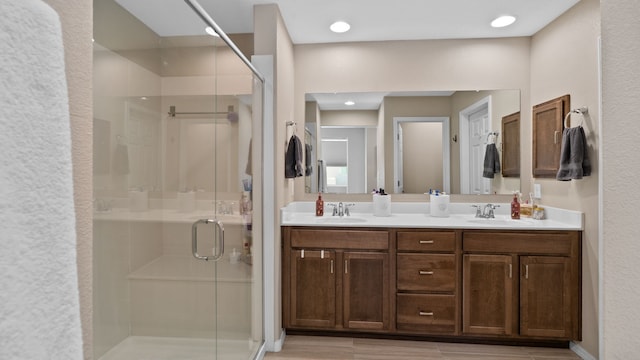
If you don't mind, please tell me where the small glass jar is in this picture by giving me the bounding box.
[533,206,545,220]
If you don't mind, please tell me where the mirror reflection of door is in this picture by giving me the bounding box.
[393,117,450,194]
[460,97,491,194]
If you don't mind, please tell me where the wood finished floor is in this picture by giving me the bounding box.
[264,335,583,360]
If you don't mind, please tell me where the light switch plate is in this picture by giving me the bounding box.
[533,183,542,199]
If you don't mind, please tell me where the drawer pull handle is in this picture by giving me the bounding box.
[330,260,334,274]
[419,240,434,244]
[419,270,434,275]
[419,311,434,316]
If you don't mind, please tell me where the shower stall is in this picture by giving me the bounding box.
[92,1,264,359]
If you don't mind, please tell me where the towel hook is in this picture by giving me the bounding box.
[286,121,297,135]
[485,132,499,144]
[564,107,588,128]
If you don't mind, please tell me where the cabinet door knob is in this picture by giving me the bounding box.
[419,270,434,275]
[419,311,434,316]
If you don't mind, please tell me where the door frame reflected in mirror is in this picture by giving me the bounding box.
[393,117,450,194]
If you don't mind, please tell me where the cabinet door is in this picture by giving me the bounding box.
[290,249,336,328]
[463,254,514,336]
[343,252,389,330]
[520,256,572,338]
[532,94,570,178]
[501,111,520,177]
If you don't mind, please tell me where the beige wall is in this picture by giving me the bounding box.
[42,0,93,358]
[530,0,600,356]
[601,0,640,358]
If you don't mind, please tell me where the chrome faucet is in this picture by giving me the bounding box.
[328,202,355,217]
[472,204,500,218]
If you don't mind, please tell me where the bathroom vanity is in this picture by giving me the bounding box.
[281,202,582,346]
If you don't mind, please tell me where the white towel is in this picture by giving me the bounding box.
[0,1,83,359]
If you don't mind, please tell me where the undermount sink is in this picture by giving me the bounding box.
[316,216,367,224]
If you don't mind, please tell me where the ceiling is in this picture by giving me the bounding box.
[113,0,580,110]
[116,0,580,45]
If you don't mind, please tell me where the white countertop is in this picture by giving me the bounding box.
[281,202,583,231]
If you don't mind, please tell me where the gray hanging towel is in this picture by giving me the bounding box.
[305,143,313,176]
[285,134,304,178]
[556,126,591,181]
[482,143,501,178]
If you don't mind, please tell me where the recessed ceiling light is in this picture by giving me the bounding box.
[330,21,351,33]
[345,100,355,106]
[491,15,516,28]
[205,26,220,37]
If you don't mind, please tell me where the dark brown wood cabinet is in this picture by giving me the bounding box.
[283,227,390,332]
[501,111,520,177]
[462,231,581,341]
[289,249,336,328]
[532,95,570,178]
[520,256,573,338]
[282,226,581,345]
[343,252,389,330]
[462,254,514,336]
[396,230,458,334]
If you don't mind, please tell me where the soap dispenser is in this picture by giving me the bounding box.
[511,192,521,220]
[315,193,324,216]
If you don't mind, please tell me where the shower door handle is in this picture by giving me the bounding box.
[191,219,225,261]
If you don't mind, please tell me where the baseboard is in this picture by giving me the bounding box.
[272,329,285,352]
[254,343,267,360]
[570,342,597,360]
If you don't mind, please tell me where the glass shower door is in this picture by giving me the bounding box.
[92,1,263,359]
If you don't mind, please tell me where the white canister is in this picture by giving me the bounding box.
[430,194,450,217]
[177,191,196,213]
[128,189,148,212]
[373,194,392,217]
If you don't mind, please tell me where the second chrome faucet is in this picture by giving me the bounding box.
[327,202,355,217]
[472,203,500,218]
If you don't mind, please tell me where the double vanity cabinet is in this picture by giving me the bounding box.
[281,209,582,346]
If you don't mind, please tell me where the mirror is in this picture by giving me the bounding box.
[304,89,520,195]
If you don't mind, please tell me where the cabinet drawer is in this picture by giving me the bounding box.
[397,231,455,252]
[463,231,576,255]
[290,229,388,250]
[397,254,456,292]
[397,294,456,333]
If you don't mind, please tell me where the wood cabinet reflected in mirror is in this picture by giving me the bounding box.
[501,112,520,178]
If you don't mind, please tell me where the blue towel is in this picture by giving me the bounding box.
[482,143,501,178]
[556,126,591,181]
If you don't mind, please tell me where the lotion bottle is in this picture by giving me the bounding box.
[315,193,324,216]
[511,192,521,219]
